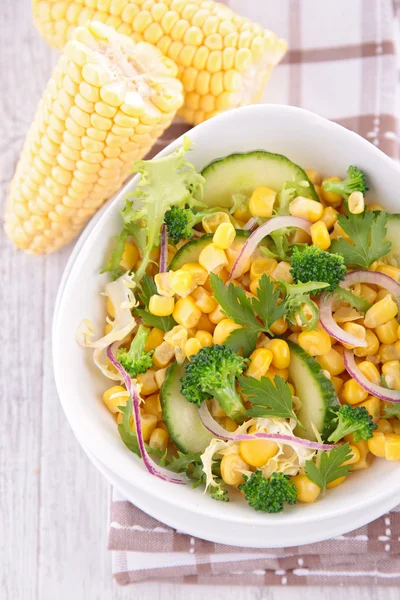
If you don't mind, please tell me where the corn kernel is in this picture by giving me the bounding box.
[289,196,323,222]
[149,427,169,452]
[298,327,331,356]
[212,222,236,250]
[136,369,158,395]
[354,329,379,357]
[270,317,288,336]
[152,341,175,368]
[343,444,361,465]
[358,395,381,421]
[220,453,249,486]
[331,376,343,395]
[140,413,158,442]
[119,241,138,271]
[196,313,215,333]
[327,476,347,489]
[184,337,202,359]
[225,240,251,274]
[348,191,364,214]
[145,327,164,352]
[358,361,380,385]
[380,342,400,363]
[209,303,225,324]
[144,394,162,421]
[199,242,228,273]
[213,318,242,345]
[310,220,331,250]
[375,318,399,345]
[154,272,174,297]
[305,169,322,185]
[249,186,276,218]
[292,474,320,503]
[202,212,230,233]
[374,288,394,302]
[191,286,216,313]
[149,294,175,316]
[180,262,208,285]
[364,295,398,328]
[223,417,238,432]
[376,418,393,433]
[250,258,277,280]
[320,177,342,206]
[320,206,338,230]
[368,431,386,457]
[239,437,278,468]
[382,360,400,390]
[266,339,290,370]
[173,296,202,328]
[170,269,197,297]
[271,261,293,283]
[246,348,273,380]
[384,433,400,460]
[341,322,366,350]
[103,385,128,414]
[341,378,368,405]
[154,367,167,389]
[317,347,345,376]
[195,329,213,347]
[376,263,400,283]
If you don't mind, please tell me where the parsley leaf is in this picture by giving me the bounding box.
[304,443,353,491]
[210,273,260,330]
[136,275,177,332]
[239,375,297,421]
[224,328,259,357]
[330,211,391,268]
[333,286,371,313]
[251,274,287,333]
[117,401,164,459]
[383,403,400,419]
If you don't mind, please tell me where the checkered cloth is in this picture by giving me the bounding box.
[109,0,400,586]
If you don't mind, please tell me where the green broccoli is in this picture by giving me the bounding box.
[328,404,377,444]
[238,471,297,513]
[117,325,154,378]
[279,280,329,331]
[290,245,346,293]
[164,206,225,244]
[180,344,248,422]
[322,166,368,200]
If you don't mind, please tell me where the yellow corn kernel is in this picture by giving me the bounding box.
[154,272,174,298]
[271,261,293,283]
[353,283,378,305]
[331,376,344,395]
[305,169,322,185]
[364,295,398,329]
[152,341,175,368]
[202,212,230,233]
[149,427,169,452]
[391,420,400,434]
[140,413,158,442]
[289,196,323,223]
[366,203,383,211]
[213,222,236,250]
[353,452,373,470]
[184,337,202,359]
[145,327,164,352]
[199,243,228,274]
[343,444,361,465]
[298,327,331,356]
[143,393,163,421]
[195,329,213,348]
[382,360,400,390]
[269,317,288,336]
[209,303,226,324]
[375,318,399,345]
[320,177,342,206]
[341,322,366,350]
[376,263,400,283]
[249,186,276,218]
[223,417,238,432]
[196,313,215,333]
[348,191,365,214]
[358,362,380,385]
[310,220,331,250]
[250,258,278,280]
[292,474,320,503]
[353,329,379,357]
[327,476,347,489]
[246,348,273,380]
[358,395,381,422]
[374,288,394,302]
[191,286,216,313]
[213,318,242,345]
[170,269,197,298]
[239,438,278,468]
[154,368,167,390]
[180,263,208,285]
[384,433,400,460]
[220,453,249,486]
[119,241,139,271]
[225,240,251,274]
[149,294,175,317]
[102,385,128,414]
[341,379,369,405]
[265,339,290,370]
[320,206,338,230]
[136,369,158,395]
[376,418,393,433]
[368,431,386,457]
[380,342,400,363]
[317,347,345,376]
[173,296,202,329]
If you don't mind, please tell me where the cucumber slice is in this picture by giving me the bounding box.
[383,214,400,267]
[169,230,250,270]
[201,151,319,208]
[160,362,214,453]
[288,342,339,441]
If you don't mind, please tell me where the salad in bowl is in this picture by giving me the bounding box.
[78,136,400,515]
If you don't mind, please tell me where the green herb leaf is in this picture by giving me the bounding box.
[251,274,287,334]
[330,211,391,268]
[333,286,372,313]
[383,403,400,419]
[138,274,157,308]
[210,273,261,330]
[101,222,145,280]
[136,308,176,332]
[224,327,258,357]
[304,443,353,491]
[117,401,164,459]
[239,375,297,421]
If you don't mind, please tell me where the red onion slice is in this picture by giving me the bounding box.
[159,224,168,273]
[320,271,400,347]
[229,216,311,280]
[107,344,187,483]
[198,403,334,450]
[344,349,400,402]
[243,217,257,231]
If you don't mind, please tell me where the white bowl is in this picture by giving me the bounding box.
[53,104,400,548]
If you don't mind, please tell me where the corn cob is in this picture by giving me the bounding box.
[4,21,183,253]
[32,0,287,125]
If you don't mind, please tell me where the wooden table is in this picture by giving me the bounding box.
[1,1,398,598]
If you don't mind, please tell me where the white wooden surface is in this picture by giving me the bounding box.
[0,2,398,599]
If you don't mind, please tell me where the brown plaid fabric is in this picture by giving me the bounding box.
[108,0,400,586]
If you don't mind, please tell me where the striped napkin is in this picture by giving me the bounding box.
[108,0,400,586]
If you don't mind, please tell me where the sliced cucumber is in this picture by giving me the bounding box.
[201,151,319,208]
[383,214,400,267]
[169,230,250,270]
[160,362,214,453]
[288,342,339,441]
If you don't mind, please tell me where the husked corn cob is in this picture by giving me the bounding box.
[4,21,183,253]
[32,0,287,125]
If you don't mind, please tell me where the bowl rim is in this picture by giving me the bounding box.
[53,104,400,537]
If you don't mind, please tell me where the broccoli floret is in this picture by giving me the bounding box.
[322,166,368,200]
[238,471,297,513]
[180,344,248,422]
[290,246,346,293]
[164,206,226,244]
[117,325,153,378]
[328,404,377,444]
